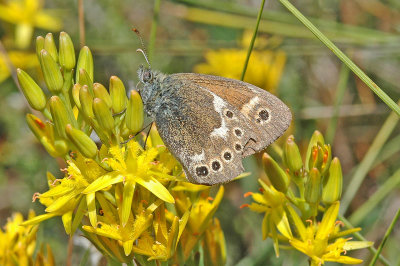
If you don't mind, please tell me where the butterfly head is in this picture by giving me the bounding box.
[137,65,166,117]
[137,65,154,84]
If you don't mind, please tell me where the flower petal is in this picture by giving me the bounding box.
[82,174,124,194]
[136,177,174,203]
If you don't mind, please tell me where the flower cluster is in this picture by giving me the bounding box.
[18,32,225,264]
[0,211,54,266]
[242,131,373,265]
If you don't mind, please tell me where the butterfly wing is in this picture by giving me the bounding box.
[154,73,291,185]
[171,73,292,156]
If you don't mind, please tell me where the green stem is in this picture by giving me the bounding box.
[339,214,390,266]
[341,100,400,213]
[369,208,400,266]
[349,168,400,225]
[240,0,266,81]
[148,0,161,63]
[277,0,400,116]
[325,64,350,144]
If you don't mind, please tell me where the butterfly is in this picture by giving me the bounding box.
[136,62,292,185]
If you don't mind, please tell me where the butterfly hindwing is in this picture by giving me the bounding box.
[171,73,292,156]
[154,73,291,185]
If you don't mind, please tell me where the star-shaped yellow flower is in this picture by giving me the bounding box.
[0,0,62,48]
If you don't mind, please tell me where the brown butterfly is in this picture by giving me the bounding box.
[137,64,291,185]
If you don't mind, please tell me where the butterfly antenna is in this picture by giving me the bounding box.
[132,28,151,67]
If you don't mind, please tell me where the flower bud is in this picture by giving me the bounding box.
[93,98,114,135]
[26,114,46,140]
[35,36,44,59]
[59,32,76,70]
[305,168,321,205]
[72,83,81,109]
[65,124,98,158]
[49,96,70,139]
[322,157,342,205]
[305,130,325,171]
[93,83,112,108]
[76,46,93,82]
[17,68,46,111]
[283,135,303,174]
[308,145,323,171]
[78,68,93,90]
[44,33,58,62]
[39,49,63,93]
[262,153,289,193]
[79,85,94,118]
[321,144,332,176]
[109,76,127,114]
[53,139,69,156]
[126,90,144,134]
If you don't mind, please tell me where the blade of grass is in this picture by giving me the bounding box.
[349,168,400,225]
[339,214,390,266]
[240,0,266,81]
[369,208,400,266]
[341,100,400,213]
[277,0,400,117]
[325,64,350,144]
[148,0,161,63]
[176,0,400,45]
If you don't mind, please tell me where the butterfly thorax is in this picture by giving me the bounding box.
[137,66,170,118]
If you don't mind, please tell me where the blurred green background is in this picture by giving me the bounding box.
[1,0,400,265]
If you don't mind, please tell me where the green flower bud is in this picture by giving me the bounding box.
[49,96,70,139]
[262,153,290,193]
[17,68,47,111]
[35,36,44,59]
[79,85,94,118]
[308,145,323,171]
[76,46,93,82]
[65,124,98,158]
[53,139,69,156]
[322,157,342,205]
[78,68,93,91]
[39,49,63,94]
[109,76,127,114]
[321,144,332,176]
[72,83,81,109]
[126,90,144,134]
[44,33,58,62]
[93,98,114,135]
[93,83,112,108]
[283,135,303,174]
[26,114,46,140]
[305,130,325,171]
[305,168,321,205]
[59,32,76,70]
[149,124,164,147]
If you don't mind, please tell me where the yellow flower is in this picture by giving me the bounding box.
[0,51,39,83]
[243,179,292,256]
[83,141,176,227]
[288,202,373,265]
[194,32,286,93]
[0,0,62,48]
[203,218,226,266]
[0,211,55,266]
[177,186,225,259]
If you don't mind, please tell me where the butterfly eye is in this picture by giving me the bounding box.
[195,165,209,177]
[143,71,153,82]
